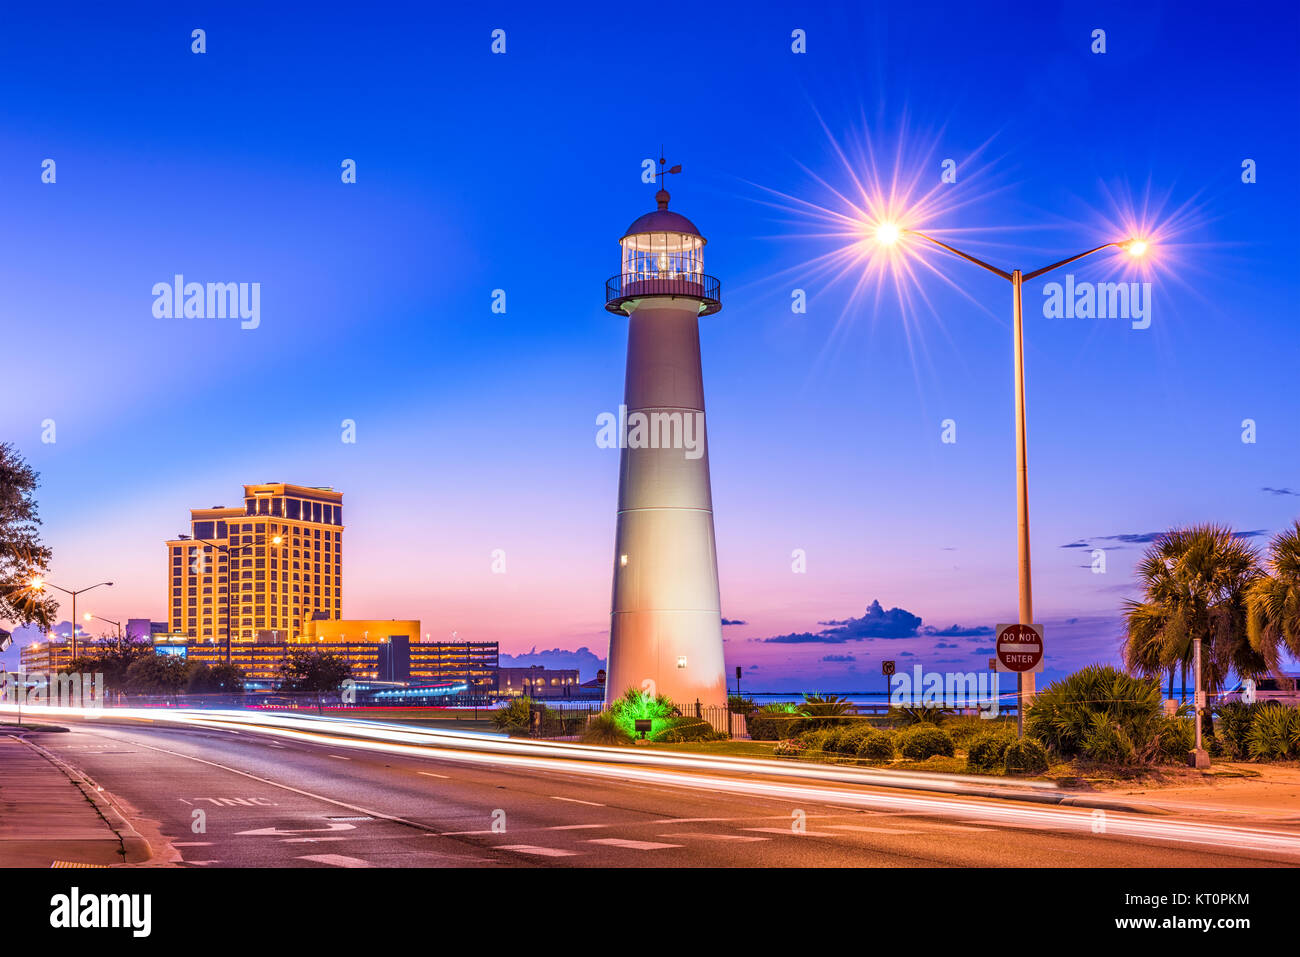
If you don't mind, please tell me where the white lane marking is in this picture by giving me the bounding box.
[236,822,356,837]
[298,854,373,868]
[546,824,608,830]
[828,824,922,834]
[663,833,769,842]
[328,754,350,761]
[418,771,449,779]
[551,796,605,806]
[498,845,579,857]
[282,837,349,843]
[172,842,213,847]
[920,823,994,832]
[744,827,840,837]
[586,838,681,850]
[653,817,732,823]
[79,733,439,833]
[268,744,287,749]
[439,829,496,836]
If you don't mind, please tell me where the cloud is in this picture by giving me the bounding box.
[821,654,856,662]
[499,646,606,680]
[1262,487,1300,497]
[721,618,747,626]
[922,623,994,637]
[935,641,959,649]
[760,599,989,646]
[1062,532,1162,549]
[973,647,994,654]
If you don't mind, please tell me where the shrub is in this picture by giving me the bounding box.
[797,728,833,752]
[581,710,633,745]
[1213,702,1259,759]
[946,715,1002,745]
[748,712,805,740]
[609,687,678,740]
[774,738,806,759]
[889,705,951,726]
[855,730,896,761]
[1156,714,1195,759]
[728,696,756,715]
[1003,738,1049,775]
[491,697,535,733]
[898,725,955,760]
[1026,665,1184,765]
[658,716,726,743]
[967,730,1017,771]
[834,722,877,754]
[1247,704,1300,760]
[799,693,854,729]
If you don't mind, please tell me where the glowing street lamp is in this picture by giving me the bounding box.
[874,224,1149,734]
[84,612,123,645]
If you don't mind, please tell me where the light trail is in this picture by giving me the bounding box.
[8,703,1300,859]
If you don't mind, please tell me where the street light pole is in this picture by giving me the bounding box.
[1011,268,1034,735]
[29,579,113,662]
[873,228,1147,731]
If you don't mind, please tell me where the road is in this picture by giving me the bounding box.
[18,713,1299,868]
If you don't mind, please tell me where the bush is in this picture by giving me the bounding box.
[798,693,854,729]
[658,716,726,743]
[946,715,1003,746]
[1247,704,1300,760]
[491,697,536,734]
[833,722,877,754]
[889,705,951,726]
[797,728,833,752]
[748,712,806,740]
[898,725,955,760]
[1003,738,1049,775]
[581,710,633,745]
[967,730,1017,771]
[728,696,755,715]
[1213,702,1260,759]
[774,738,806,759]
[855,730,896,761]
[1026,665,1185,765]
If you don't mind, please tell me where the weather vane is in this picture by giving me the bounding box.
[654,147,681,190]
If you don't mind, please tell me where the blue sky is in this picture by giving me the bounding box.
[2,1,1297,687]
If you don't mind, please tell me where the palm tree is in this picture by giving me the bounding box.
[1246,520,1300,670]
[1122,524,1265,697]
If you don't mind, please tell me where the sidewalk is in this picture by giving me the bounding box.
[0,732,147,867]
[1100,762,1300,825]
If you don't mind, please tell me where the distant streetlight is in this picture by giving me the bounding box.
[83,612,123,647]
[869,226,1150,730]
[28,578,113,661]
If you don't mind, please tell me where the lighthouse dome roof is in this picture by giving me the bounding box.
[620,189,704,240]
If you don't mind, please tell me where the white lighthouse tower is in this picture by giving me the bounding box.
[603,170,727,710]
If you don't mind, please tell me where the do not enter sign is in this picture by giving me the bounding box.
[995,623,1044,673]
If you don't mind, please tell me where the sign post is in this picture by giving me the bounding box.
[881,660,896,711]
[994,623,1044,736]
[735,665,742,698]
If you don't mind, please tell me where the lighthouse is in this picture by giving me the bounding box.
[603,172,727,710]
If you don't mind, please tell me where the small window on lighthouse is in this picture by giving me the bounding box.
[619,554,628,567]
[676,656,688,669]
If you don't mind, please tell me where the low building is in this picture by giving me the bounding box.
[497,665,581,698]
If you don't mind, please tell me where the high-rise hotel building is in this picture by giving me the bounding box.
[166,483,343,644]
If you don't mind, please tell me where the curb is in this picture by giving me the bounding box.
[16,736,154,864]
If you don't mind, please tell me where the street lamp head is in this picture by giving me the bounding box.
[1125,238,1149,257]
[84,612,92,620]
[271,535,283,545]
[875,222,901,246]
